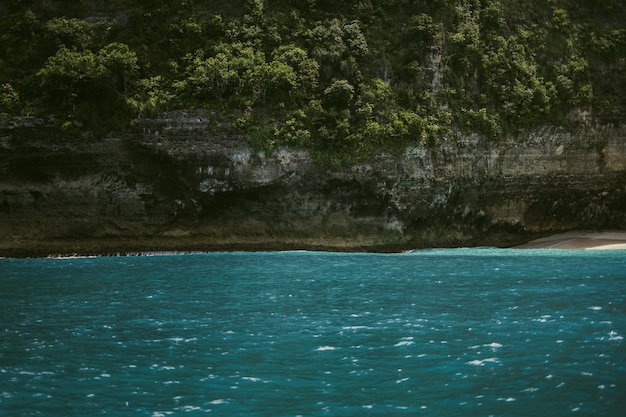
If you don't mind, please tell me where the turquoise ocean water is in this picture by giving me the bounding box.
[1,248,625,416]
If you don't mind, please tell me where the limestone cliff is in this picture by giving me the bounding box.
[1,112,625,256]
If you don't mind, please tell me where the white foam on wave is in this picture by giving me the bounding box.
[342,325,369,331]
[608,331,623,341]
[394,336,414,347]
[316,346,337,351]
[484,342,503,349]
[179,406,202,412]
[534,314,554,323]
[46,254,98,259]
[18,370,37,376]
[467,357,500,366]
[208,399,227,405]
[589,306,602,311]
[241,376,263,382]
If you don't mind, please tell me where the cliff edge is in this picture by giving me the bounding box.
[1,112,625,256]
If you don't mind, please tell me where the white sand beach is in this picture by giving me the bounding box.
[516,231,626,250]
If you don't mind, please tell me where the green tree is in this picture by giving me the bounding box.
[46,17,111,51]
[272,44,320,101]
[306,18,368,81]
[98,42,139,97]
[36,42,138,125]
[0,84,21,117]
[177,50,239,102]
[323,79,355,109]
[246,60,297,105]
[176,42,265,106]
[128,76,174,117]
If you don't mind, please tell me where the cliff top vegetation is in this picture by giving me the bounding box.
[1,0,624,162]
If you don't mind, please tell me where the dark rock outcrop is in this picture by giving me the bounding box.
[1,112,625,256]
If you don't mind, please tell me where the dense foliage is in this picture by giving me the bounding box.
[1,0,624,159]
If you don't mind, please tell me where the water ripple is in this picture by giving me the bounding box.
[1,250,625,416]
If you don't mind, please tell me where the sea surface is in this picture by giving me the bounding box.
[1,248,625,416]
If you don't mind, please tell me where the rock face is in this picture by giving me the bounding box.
[1,112,625,256]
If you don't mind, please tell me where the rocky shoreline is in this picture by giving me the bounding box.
[3,230,626,258]
[0,236,411,258]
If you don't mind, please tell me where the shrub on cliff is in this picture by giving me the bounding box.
[36,42,138,128]
[0,0,623,155]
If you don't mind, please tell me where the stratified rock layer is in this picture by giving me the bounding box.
[1,112,625,256]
